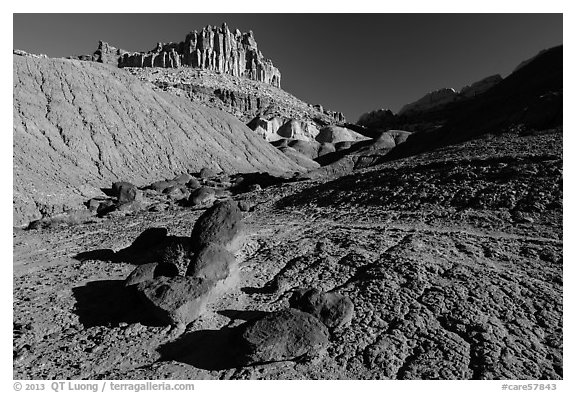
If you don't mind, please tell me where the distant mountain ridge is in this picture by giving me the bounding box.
[356,46,561,137]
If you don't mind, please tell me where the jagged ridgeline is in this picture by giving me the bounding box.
[85,23,281,88]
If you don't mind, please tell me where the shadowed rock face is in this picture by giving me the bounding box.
[13,55,304,226]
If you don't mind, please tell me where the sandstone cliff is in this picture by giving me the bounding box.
[90,23,281,88]
[13,55,304,226]
[126,67,346,143]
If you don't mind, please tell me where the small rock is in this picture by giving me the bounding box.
[199,167,217,179]
[186,243,235,283]
[234,308,329,365]
[149,203,168,212]
[86,198,108,212]
[173,173,193,184]
[216,175,231,183]
[187,178,201,190]
[135,276,213,326]
[247,184,262,192]
[233,176,245,186]
[238,201,251,212]
[149,180,178,193]
[96,199,116,216]
[163,185,188,201]
[190,200,245,253]
[214,188,230,198]
[27,219,49,230]
[112,181,137,203]
[289,288,354,329]
[116,200,144,212]
[189,187,216,206]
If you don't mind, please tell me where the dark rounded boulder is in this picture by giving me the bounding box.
[163,185,188,200]
[199,167,218,179]
[188,187,216,206]
[233,308,329,365]
[185,242,235,283]
[96,199,116,216]
[289,288,354,329]
[149,180,178,193]
[173,173,193,184]
[190,201,245,253]
[187,178,201,190]
[112,181,137,203]
[135,276,213,326]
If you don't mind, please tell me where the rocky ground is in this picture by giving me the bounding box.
[13,129,562,380]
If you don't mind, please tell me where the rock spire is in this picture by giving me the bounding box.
[94,23,281,88]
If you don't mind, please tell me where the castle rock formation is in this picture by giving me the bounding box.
[93,23,281,88]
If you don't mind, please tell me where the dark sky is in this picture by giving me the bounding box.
[13,14,562,122]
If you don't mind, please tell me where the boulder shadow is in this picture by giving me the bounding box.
[73,227,191,266]
[72,279,161,328]
[100,187,116,198]
[240,280,278,295]
[217,309,269,323]
[156,309,272,370]
[156,326,239,370]
[231,172,298,194]
[74,249,116,262]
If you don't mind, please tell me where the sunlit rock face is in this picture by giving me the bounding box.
[93,23,281,88]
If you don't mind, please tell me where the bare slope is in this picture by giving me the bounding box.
[13,55,303,226]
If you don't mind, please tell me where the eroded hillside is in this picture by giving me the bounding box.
[13,54,304,226]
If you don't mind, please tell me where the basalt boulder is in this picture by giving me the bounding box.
[289,288,354,330]
[172,173,193,184]
[188,187,216,206]
[233,308,329,365]
[135,276,213,326]
[199,167,218,179]
[190,201,245,253]
[149,180,178,193]
[112,181,137,203]
[185,242,235,283]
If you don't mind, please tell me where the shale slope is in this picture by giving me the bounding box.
[13,54,304,226]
